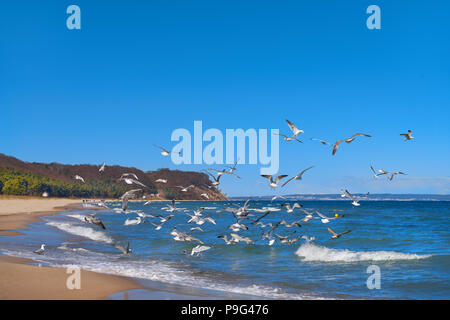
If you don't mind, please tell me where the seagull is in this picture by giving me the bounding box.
[230,233,253,244]
[176,185,195,192]
[99,162,106,172]
[281,202,303,213]
[389,171,406,181]
[200,193,209,199]
[281,166,314,187]
[120,173,139,180]
[377,169,390,179]
[206,171,222,187]
[249,210,271,225]
[400,130,414,141]
[34,244,46,255]
[137,212,156,219]
[143,201,153,206]
[274,133,303,143]
[155,145,180,156]
[155,179,167,183]
[332,133,371,155]
[124,217,145,226]
[190,245,211,256]
[301,235,316,242]
[314,210,338,224]
[74,175,85,183]
[286,119,304,137]
[84,215,106,229]
[203,168,240,179]
[370,165,383,179]
[190,226,204,232]
[120,189,142,200]
[217,235,235,245]
[327,227,351,239]
[271,195,286,202]
[279,220,302,228]
[261,174,288,188]
[310,138,332,146]
[275,233,301,245]
[119,177,149,188]
[114,242,131,254]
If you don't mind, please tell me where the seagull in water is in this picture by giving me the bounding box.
[155,145,180,156]
[34,244,46,255]
[281,166,314,187]
[261,174,288,188]
[332,133,371,155]
[327,227,351,239]
[400,130,414,141]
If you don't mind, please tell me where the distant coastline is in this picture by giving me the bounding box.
[230,194,450,201]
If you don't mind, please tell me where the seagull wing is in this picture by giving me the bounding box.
[327,227,337,236]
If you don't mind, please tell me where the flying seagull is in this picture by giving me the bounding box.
[119,177,149,188]
[261,174,288,188]
[190,245,211,256]
[155,179,167,183]
[389,171,407,181]
[99,162,106,172]
[274,133,303,143]
[176,185,195,192]
[114,242,131,254]
[84,215,106,229]
[155,145,180,156]
[286,119,304,137]
[332,133,371,155]
[281,166,314,187]
[281,202,303,213]
[327,227,351,239]
[74,175,85,183]
[120,173,139,180]
[400,130,414,141]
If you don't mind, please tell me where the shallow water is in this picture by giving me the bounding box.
[1,200,449,299]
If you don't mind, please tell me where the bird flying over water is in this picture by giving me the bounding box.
[327,227,351,239]
[261,174,288,188]
[114,242,131,254]
[84,215,106,229]
[281,166,314,187]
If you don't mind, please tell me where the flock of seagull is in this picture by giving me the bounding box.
[35,120,414,257]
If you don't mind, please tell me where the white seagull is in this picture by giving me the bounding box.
[99,162,106,172]
[74,175,85,183]
[155,145,180,156]
[261,174,288,188]
[34,244,46,255]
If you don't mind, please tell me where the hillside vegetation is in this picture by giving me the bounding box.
[0,154,227,200]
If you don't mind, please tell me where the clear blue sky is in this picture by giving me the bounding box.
[1,1,449,196]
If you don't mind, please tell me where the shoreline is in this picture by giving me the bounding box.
[0,197,146,299]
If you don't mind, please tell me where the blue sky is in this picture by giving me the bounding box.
[1,1,449,196]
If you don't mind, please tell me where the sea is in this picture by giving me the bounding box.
[1,200,449,299]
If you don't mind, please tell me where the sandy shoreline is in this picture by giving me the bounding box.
[0,197,145,299]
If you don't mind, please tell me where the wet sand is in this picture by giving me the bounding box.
[0,197,144,299]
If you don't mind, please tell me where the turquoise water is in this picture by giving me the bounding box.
[1,200,449,299]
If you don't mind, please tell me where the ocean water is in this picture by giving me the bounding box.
[1,200,449,299]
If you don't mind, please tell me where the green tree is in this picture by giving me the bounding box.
[2,178,28,195]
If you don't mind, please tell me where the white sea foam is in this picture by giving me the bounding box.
[295,243,432,262]
[47,222,113,244]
